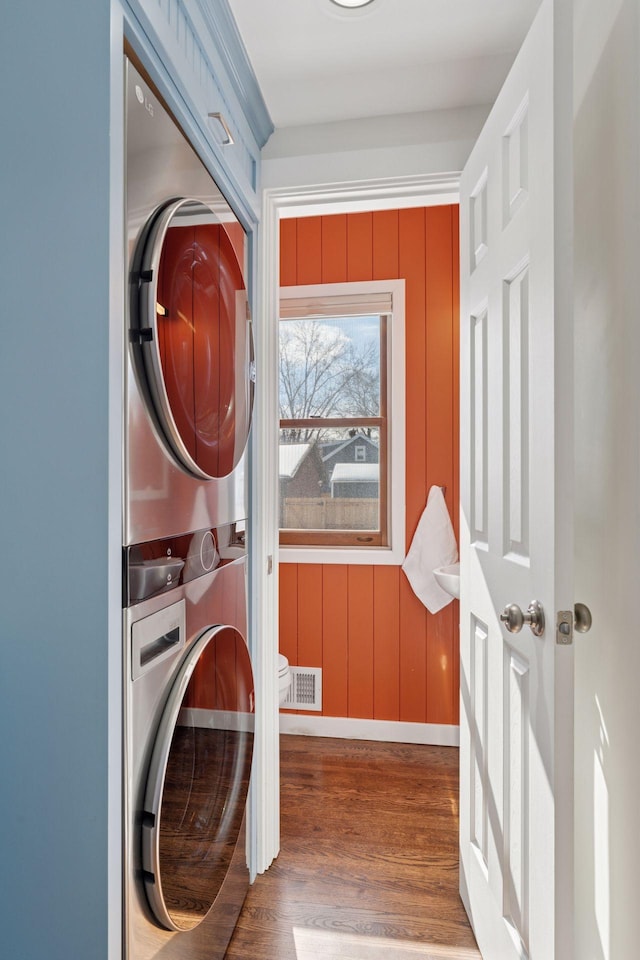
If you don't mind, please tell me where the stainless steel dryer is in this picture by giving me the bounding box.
[124,56,254,546]
[123,529,253,960]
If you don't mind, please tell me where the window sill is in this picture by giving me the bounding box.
[278,543,405,566]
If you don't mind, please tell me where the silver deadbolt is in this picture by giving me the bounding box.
[500,600,545,637]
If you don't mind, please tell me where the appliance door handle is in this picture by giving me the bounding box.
[208,112,234,145]
[138,628,181,668]
[131,600,186,681]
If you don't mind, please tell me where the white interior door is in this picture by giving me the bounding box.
[459,1,574,957]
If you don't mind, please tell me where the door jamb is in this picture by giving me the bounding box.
[250,172,461,873]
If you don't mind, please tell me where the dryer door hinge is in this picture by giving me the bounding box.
[130,327,153,344]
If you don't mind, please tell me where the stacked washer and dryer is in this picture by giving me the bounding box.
[122,58,255,960]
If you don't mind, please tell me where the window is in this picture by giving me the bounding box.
[279,281,405,564]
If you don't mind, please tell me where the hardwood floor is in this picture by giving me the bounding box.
[225,736,480,959]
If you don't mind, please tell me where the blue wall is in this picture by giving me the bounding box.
[0,0,269,953]
[0,3,112,957]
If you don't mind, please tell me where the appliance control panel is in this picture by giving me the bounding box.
[123,521,246,606]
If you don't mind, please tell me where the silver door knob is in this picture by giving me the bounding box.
[500,600,545,637]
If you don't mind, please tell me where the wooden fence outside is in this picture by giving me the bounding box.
[282,497,378,530]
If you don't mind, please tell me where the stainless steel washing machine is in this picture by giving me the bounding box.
[124,56,254,546]
[123,529,253,960]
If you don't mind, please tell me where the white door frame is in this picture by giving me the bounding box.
[250,172,460,874]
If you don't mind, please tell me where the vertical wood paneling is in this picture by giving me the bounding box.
[296,218,322,285]
[452,208,461,724]
[321,215,348,283]
[399,577,428,723]
[278,563,299,666]
[398,208,428,722]
[425,206,455,725]
[452,207,460,545]
[427,608,454,724]
[373,566,400,720]
[279,206,460,728]
[347,565,375,718]
[425,206,454,495]
[346,212,373,281]
[399,208,427,539]
[322,565,349,717]
[373,210,399,279]
[297,565,324,668]
[280,219,297,286]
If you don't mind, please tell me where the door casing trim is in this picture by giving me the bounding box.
[250,171,461,873]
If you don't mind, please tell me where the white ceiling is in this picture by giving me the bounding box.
[227,0,543,129]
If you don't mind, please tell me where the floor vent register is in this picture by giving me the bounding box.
[283,667,322,711]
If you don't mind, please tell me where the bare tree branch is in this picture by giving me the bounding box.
[279,318,380,442]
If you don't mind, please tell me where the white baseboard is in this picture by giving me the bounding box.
[279,713,459,747]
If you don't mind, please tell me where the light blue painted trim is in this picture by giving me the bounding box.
[108,5,126,957]
[194,0,273,148]
[175,0,261,168]
[122,0,261,228]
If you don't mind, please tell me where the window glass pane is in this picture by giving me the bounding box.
[279,315,381,419]
[279,427,380,531]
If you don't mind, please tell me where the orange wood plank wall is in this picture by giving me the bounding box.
[279,206,460,726]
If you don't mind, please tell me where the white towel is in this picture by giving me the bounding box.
[402,485,458,614]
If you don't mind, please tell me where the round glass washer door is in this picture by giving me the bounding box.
[142,624,254,932]
[134,198,255,480]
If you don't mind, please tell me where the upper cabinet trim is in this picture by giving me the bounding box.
[124,0,272,222]
[193,0,274,149]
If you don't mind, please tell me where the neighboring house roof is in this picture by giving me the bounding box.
[320,435,379,462]
[329,463,379,484]
[279,443,310,478]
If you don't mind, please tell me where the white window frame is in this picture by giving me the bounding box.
[354,445,367,462]
[278,278,405,566]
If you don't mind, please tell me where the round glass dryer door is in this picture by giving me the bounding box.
[142,625,254,931]
[134,198,254,480]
